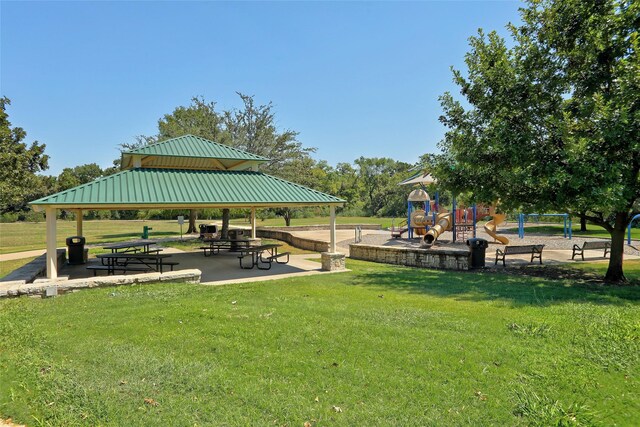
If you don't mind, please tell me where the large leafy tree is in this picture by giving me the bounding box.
[355,157,412,216]
[0,97,51,214]
[434,0,639,283]
[57,163,103,191]
[223,93,314,174]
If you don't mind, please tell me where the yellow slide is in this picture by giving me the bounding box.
[421,212,452,247]
[484,213,509,244]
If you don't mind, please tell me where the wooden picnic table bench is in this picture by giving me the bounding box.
[237,244,290,270]
[572,241,610,261]
[200,238,251,256]
[89,253,178,275]
[103,240,159,254]
[495,244,545,266]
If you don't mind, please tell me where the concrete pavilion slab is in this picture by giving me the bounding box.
[59,247,348,287]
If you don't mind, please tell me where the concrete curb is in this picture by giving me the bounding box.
[0,269,202,298]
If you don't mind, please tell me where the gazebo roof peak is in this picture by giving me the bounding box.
[121,134,269,171]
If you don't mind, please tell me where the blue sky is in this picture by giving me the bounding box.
[1,1,522,175]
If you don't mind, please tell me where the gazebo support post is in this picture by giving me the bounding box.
[250,207,256,239]
[76,209,83,236]
[330,205,336,252]
[321,205,345,271]
[46,207,58,279]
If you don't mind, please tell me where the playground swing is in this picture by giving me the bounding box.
[517,213,572,239]
[628,214,640,245]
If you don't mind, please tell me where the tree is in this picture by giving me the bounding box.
[0,97,51,214]
[57,163,103,191]
[355,157,412,216]
[56,163,104,219]
[434,0,639,283]
[223,93,314,174]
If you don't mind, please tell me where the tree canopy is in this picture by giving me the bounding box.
[433,0,639,282]
[0,97,51,214]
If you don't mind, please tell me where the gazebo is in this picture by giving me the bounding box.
[31,135,345,279]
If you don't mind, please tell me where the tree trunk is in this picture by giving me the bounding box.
[579,212,587,232]
[284,210,291,227]
[187,209,198,233]
[604,213,628,284]
[221,208,230,239]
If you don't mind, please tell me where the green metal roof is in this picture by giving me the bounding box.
[31,168,344,208]
[120,135,269,170]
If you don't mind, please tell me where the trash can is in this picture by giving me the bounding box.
[66,236,86,265]
[466,237,489,269]
[228,229,246,251]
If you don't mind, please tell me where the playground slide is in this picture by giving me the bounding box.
[421,212,452,246]
[484,213,509,245]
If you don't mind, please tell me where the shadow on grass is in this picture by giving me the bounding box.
[347,263,640,307]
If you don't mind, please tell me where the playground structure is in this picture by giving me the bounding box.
[629,214,640,245]
[397,171,510,246]
[484,207,509,244]
[422,212,452,246]
[518,213,572,239]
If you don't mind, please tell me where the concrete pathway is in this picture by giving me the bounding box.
[0,249,46,262]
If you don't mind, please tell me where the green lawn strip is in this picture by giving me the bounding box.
[503,223,640,240]
[0,217,391,255]
[1,260,638,425]
[0,220,185,255]
[0,257,37,279]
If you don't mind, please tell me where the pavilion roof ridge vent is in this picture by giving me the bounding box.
[120,134,269,171]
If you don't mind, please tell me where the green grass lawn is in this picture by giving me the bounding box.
[0,217,391,255]
[1,260,638,426]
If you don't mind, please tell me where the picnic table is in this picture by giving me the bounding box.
[87,253,178,275]
[103,239,160,254]
[200,238,251,256]
[237,244,290,270]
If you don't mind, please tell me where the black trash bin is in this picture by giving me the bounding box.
[66,236,86,265]
[228,229,246,251]
[466,238,489,269]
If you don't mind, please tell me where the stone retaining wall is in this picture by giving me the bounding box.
[260,224,381,232]
[1,249,67,284]
[0,269,202,298]
[349,244,470,271]
[257,229,329,252]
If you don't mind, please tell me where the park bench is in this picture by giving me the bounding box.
[571,241,610,261]
[200,239,251,256]
[495,244,545,266]
[262,251,291,264]
[86,265,152,276]
[237,244,289,270]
